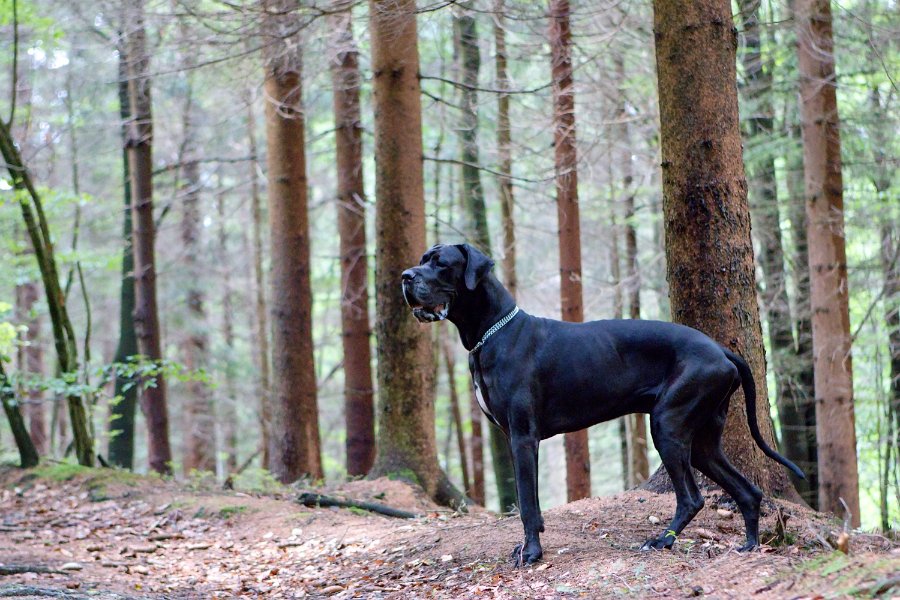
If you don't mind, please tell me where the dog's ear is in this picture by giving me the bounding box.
[458,243,494,290]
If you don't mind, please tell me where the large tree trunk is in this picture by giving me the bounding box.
[109,42,139,470]
[16,275,46,456]
[329,0,375,478]
[739,0,813,504]
[178,32,216,474]
[454,3,517,512]
[648,0,796,497]
[549,0,591,502]
[494,0,516,300]
[246,94,272,470]
[262,0,323,483]
[795,0,860,525]
[124,0,172,475]
[368,0,464,507]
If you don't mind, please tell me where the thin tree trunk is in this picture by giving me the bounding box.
[786,122,818,507]
[616,56,649,488]
[454,4,517,511]
[739,0,812,504]
[246,93,272,470]
[16,269,46,455]
[368,0,464,507]
[109,41,139,470]
[549,0,590,502]
[795,0,860,524]
[1,361,39,468]
[0,119,93,467]
[443,341,471,495]
[123,0,172,475]
[329,0,375,477]
[494,0,516,300]
[178,30,216,474]
[648,0,796,497]
[216,172,238,474]
[262,0,323,483]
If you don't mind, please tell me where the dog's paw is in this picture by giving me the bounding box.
[737,541,759,552]
[640,537,675,551]
[511,541,543,567]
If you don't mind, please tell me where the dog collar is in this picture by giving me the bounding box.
[470,306,519,354]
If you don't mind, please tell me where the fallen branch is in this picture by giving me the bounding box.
[0,585,137,599]
[296,493,419,519]
[0,566,65,576]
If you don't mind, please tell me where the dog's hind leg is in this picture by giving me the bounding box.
[641,393,705,551]
[691,403,763,551]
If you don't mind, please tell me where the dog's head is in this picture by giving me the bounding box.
[401,243,495,323]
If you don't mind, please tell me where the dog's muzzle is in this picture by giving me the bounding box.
[402,281,450,323]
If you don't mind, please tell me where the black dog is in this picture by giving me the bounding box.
[401,243,804,566]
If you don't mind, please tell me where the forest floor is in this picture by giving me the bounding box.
[0,465,898,599]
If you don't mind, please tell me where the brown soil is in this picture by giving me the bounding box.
[0,466,897,599]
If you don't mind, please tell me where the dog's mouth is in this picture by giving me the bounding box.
[402,283,451,323]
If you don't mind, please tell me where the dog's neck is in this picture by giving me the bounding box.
[448,273,517,352]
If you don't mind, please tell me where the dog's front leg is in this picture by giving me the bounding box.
[509,431,543,567]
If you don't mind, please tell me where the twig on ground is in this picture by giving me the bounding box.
[0,566,65,576]
[296,492,419,519]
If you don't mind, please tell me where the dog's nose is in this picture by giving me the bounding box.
[401,269,416,282]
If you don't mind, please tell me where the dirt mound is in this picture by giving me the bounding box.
[319,477,441,515]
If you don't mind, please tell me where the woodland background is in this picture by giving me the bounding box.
[0,0,897,532]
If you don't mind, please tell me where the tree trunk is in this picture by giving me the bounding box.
[123,0,172,475]
[443,341,471,495]
[0,361,39,468]
[329,0,375,478]
[216,173,239,474]
[454,2,517,513]
[246,93,272,470]
[795,0,860,524]
[739,0,813,504]
[494,0,517,300]
[0,119,93,468]
[16,275,46,456]
[648,0,795,497]
[109,42,139,470]
[178,33,216,474]
[368,0,464,507]
[262,0,323,483]
[549,0,591,502]
[786,123,818,507]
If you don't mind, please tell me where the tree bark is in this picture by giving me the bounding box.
[123,0,172,475]
[262,0,323,483]
[549,0,591,502]
[329,0,375,478]
[739,0,813,504]
[109,41,139,470]
[178,29,216,474]
[795,0,860,524]
[246,93,272,470]
[368,0,464,507]
[648,0,796,497]
[453,2,517,513]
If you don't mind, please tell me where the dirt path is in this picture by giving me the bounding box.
[1,466,897,598]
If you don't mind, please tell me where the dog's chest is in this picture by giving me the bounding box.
[469,360,499,426]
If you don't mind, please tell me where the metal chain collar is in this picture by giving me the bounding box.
[469,306,520,354]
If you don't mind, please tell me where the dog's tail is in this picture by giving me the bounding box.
[723,348,806,480]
